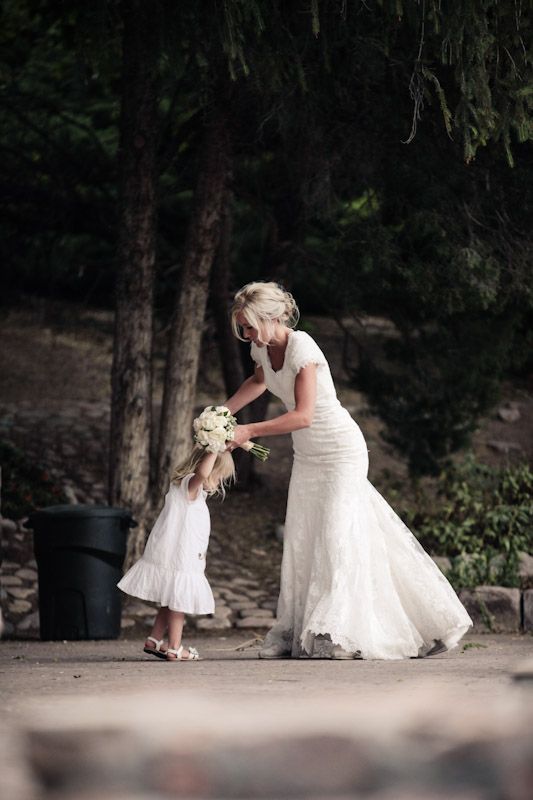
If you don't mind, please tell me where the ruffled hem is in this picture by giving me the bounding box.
[117,559,214,615]
[264,618,472,661]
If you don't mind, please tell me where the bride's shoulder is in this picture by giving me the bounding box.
[289,330,326,371]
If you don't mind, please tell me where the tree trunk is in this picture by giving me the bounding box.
[211,193,244,395]
[210,194,254,485]
[109,2,159,566]
[155,104,232,499]
[210,195,274,487]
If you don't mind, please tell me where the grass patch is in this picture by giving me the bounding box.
[461,642,489,652]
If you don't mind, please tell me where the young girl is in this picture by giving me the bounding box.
[117,447,235,661]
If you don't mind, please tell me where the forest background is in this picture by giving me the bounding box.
[1,1,532,584]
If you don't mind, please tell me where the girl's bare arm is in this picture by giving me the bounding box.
[187,452,217,500]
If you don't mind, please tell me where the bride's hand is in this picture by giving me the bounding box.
[227,424,252,450]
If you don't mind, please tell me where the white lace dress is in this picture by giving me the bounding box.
[252,331,472,660]
[117,474,215,615]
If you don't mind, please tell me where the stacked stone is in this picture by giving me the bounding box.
[4,688,533,800]
[0,516,39,638]
[120,575,278,635]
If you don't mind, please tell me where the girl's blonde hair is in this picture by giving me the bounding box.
[171,446,235,498]
[231,281,300,345]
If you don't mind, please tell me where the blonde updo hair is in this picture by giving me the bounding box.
[171,446,235,498]
[231,281,300,345]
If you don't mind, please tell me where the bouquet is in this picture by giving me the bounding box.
[193,406,270,461]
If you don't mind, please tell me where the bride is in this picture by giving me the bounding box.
[225,281,472,660]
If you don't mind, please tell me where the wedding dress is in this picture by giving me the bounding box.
[251,331,472,660]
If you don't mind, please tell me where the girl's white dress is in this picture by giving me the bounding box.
[117,474,215,614]
[252,331,473,660]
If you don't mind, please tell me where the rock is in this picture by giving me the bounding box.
[6,587,35,600]
[431,556,451,574]
[230,577,258,589]
[196,617,232,631]
[0,518,17,534]
[231,602,259,612]
[120,617,136,629]
[220,591,250,603]
[523,590,533,633]
[1,576,23,586]
[260,599,278,611]
[458,586,521,633]
[213,606,233,620]
[512,657,533,682]
[8,599,32,614]
[486,440,523,455]
[246,589,267,599]
[1,560,20,570]
[124,602,157,617]
[497,404,520,423]
[518,552,533,590]
[239,608,273,619]
[238,606,259,618]
[16,611,40,632]
[236,617,273,629]
[15,568,38,581]
[63,485,79,504]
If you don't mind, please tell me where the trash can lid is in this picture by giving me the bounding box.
[28,505,135,522]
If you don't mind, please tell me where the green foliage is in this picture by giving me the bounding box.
[0,0,120,303]
[1,0,532,476]
[410,456,533,588]
[0,439,67,519]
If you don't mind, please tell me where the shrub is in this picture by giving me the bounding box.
[0,439,67,520]
[410,456,533,588]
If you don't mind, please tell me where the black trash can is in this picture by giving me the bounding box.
[28,505,137,641]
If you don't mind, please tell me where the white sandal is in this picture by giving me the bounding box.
[166,645,200,661]
[143,636,167,660]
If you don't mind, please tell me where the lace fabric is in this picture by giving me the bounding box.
[253,331,473,660]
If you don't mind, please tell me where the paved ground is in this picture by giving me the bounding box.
[2,632,532,716]
[1,632,532,799]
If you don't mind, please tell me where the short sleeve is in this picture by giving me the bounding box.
[289,332,327,375]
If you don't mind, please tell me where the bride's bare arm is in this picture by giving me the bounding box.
[225,366,267,414]
[231,365,317,444]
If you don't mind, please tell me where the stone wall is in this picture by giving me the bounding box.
[3,687,533,799]
[1,400,532,640]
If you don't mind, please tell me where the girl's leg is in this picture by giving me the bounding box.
[145,606,169,653]
[167,610,195,659]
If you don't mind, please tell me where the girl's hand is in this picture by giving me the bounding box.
[227,424,252,450]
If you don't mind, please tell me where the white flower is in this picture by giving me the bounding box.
[210,428,227,443]
[200,411,218,431]
[193,405,236,453]
[196,429,210,446]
